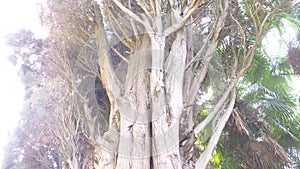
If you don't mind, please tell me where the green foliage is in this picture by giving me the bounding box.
[213,150,222,166]
[210,135,244,169]
[239,47,298,137]
[220,12,300,166]
[221,45,299,169]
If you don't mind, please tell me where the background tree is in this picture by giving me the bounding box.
[3,30,60,169]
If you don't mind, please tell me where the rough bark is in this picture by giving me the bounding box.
[116,35,152,169]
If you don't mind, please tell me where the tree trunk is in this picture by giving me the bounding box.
[94,9,186,167]
[115,35,152,168]
[93,1,230,168]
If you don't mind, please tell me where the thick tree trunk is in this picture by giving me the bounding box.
[115,35,152,169]
[93,1,230,168]
[151,30,187,168]
[150,33,182,168]
[94,14,186,169]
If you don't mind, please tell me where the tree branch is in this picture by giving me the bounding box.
[112,47,129,64]
[111,0,146,26]
[135,0,152,17]
[195,89,236,168]
[94,4,122,99]
[186,0,229,105]
[164,0,202,36]
[193,74,239,135]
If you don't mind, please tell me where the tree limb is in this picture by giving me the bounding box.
[111,0,146,26]
[164,0,202,36]
[94,4,122,99]
[186,0,229,106]
[195,89,236,168]
[135,0,152,17]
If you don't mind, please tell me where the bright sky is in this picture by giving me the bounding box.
[0,0,47,166]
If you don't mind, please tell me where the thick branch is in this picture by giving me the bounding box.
[94,4,122,99]
[195,89,236,168]
[136,0,152,17]
[110,0,147,26]
[164,0,202,36]
[186,0,229,105]
[193,74,239,135]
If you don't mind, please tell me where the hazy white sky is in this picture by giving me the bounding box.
[0,0,47,165]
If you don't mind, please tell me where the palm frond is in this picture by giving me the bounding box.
[265,132,293,166]
[267,117,300,142]
[244,140,286,169]
[244,50,270,84]
[232,108,251,136]
[262,98,295,121]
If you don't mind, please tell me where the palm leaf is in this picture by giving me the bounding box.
[244,140,285,169]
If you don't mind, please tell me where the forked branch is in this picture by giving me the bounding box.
[164,0,203,36]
